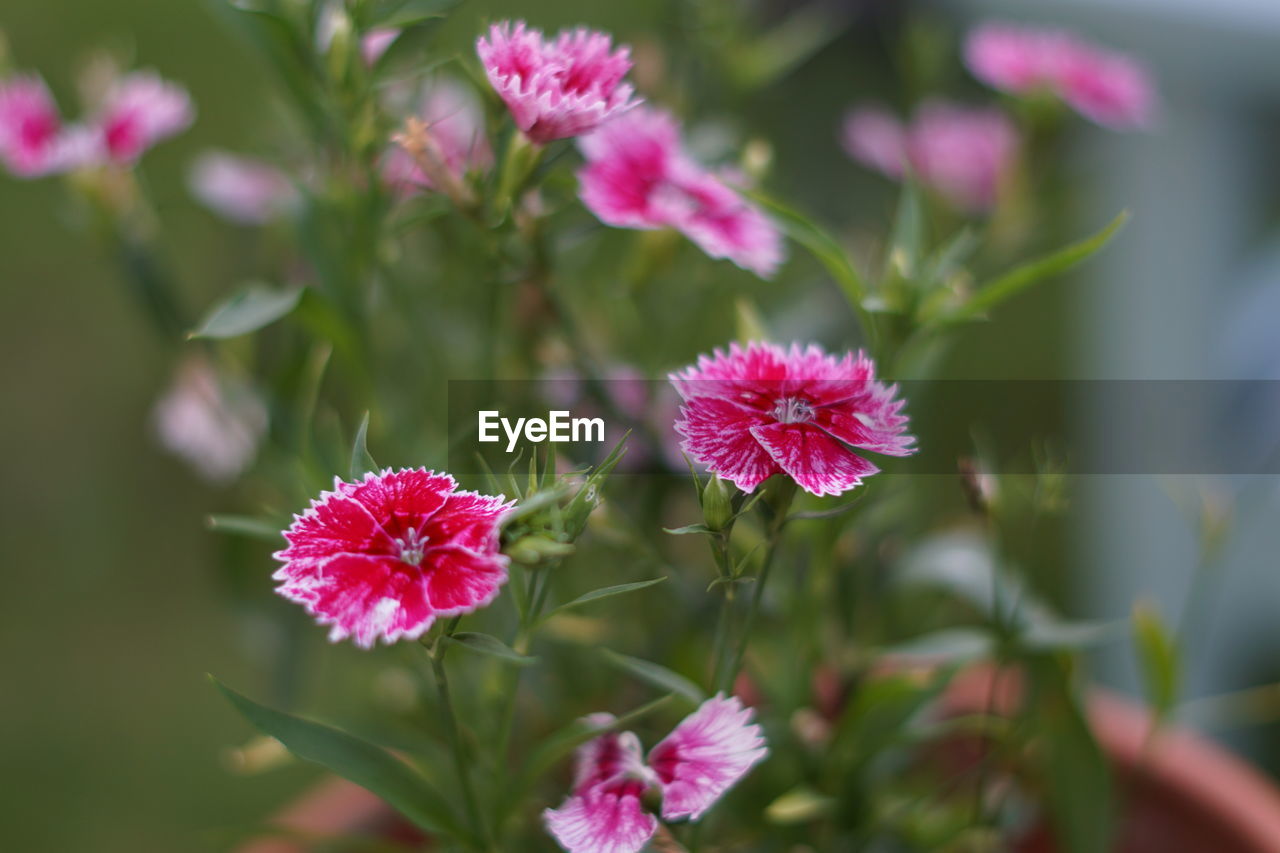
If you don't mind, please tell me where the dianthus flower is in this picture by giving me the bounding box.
[843,100,1018,212]
[545,694,767,853]
[0,75,78,177]
[152,355,267,483]
[92,71,194,164]
[273,469,513,648]
[670,342,915,497]
[578,107,784,278]
[477,21,639,143]
[964,22,1154,130]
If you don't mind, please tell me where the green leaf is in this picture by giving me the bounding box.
[443,632,538,666]
[1022,619,1122,652]
[1028,657,1114,853]
[212,678,470,843]
[948,211,1129,323]
[883,628,994,664]
[749,191,869,308]
[547,578,667,618]
[368,0,461,29]
[831,670,951,767]
[663,523,715,536]
[1132,601,1181,721]
[349,412,378,480]
[883,175,925,285]
[765,786,836,825]
[205,514,282,541]
[601,649,706,705]
[189,283,304,339]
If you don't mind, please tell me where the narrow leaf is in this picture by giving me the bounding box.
[949,211,1129,322]
[663,523,715,536]
[212,677,469,842]
[190,283,304,339]
[444,632,538,666]
[349,412,378,480]
[548,578,667,618]
[749,191,869,307]
[1132,601,1181,721]
[206,514,283,541]
[601,649,706,705]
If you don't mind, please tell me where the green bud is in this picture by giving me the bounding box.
[505,535,575,566]
[701,476,735,531]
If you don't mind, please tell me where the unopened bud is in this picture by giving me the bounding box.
[701,476,735,531]
[505,534,575,565]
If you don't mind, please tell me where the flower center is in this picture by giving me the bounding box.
[772,397,815,424]
[393,526,429,566]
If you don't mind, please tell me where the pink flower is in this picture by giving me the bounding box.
[670,342,915,498]
[93,71,194,164]
[842,101,1018,212]
[382,79,491,195]
[273,469,513,648]
[964,22,1154,130]
[477,21,639,144]
[544,694,767,853]
[152,355,267,483]
[361,28,400,67]
[188,151,298,225]
[0,75,73,177]
[578,107,784,278]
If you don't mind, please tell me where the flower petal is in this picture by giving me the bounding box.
[421,544,508,616]
[543,787,658,853]
[675,396,779,493]
[425,490,514,552]
[340,467,457,540]
[648,693,768,822]
[274,489,395,569]
[277,553,434,649]
[750,421,879,497]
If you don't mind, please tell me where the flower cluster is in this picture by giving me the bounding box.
[544,695,768,853]
[843,100,1018,212]
[0,69,191,178]
[273,468,513,649]
[671,342,915,497]
[965,22,1155,130]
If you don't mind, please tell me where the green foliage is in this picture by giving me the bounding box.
[189,283,303,339]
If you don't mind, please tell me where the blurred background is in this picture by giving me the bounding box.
[2,0,1279,850]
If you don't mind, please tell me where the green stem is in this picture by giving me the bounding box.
[429,624,487,849]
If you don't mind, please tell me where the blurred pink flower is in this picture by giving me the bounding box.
[964,22,1154,129]
[670,342,915,497]
[544,695,767,853]
[94,71,194,164]
[0,75,76,177]
[842,100,1018,212]
[188,151,298,225]
[382,78,491,195]
[578,107,784,278]
[152,356,267,483]
[477,21,639,144]
[361,28,400,66]
[273,469,512,649]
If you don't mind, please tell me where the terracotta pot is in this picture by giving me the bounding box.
[237,670,1280,852]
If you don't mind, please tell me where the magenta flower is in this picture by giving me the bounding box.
[964,22,1155,130]
[843,100,1018,212]
[93,71,194,164]
[670,342,915,498]
[476,21,639,144]
[188,151,298,225]
[578,107,784,278]
[273,469,513,648]
[0,75,76,177]
[544,694,767,853]
[382,79,491,195]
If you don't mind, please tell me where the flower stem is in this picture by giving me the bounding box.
[429,622,487,849]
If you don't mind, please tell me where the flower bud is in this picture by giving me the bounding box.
[505,534,575,566]
[701,475,735,531]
